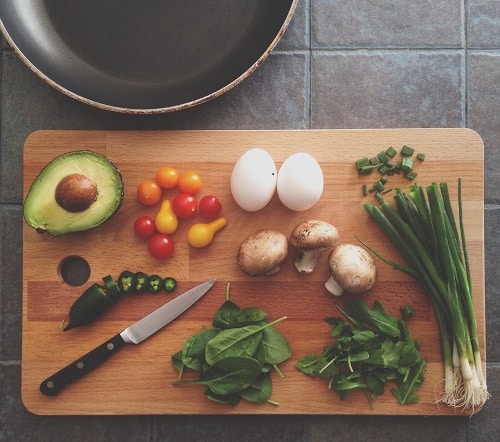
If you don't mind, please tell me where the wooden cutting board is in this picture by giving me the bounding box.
[22,129,485,415]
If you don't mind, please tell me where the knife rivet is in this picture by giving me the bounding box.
[46,381,54,389]
[77,361,84,369]
[107,343,114,351]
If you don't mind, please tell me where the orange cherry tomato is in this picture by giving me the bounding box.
[178,171,202,194]
[137,179,162,206]
[156,166,179,189]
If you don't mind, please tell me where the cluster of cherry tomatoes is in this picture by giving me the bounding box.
[134,167,223,259]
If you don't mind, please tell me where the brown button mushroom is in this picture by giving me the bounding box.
[325,244,376,296]
[237,229,289,276]
[289,220,340,274]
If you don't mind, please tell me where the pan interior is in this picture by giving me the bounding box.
[0,0,294,110]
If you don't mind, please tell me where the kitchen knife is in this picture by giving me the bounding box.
[40,279,216,396]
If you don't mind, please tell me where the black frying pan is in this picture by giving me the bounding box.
[0,0,297,113]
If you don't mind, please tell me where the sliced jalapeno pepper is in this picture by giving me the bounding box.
[103,275,121,300]
[163,277,177,292]
[64,283,112,331]
[147,275,163,293]
[118,271,136,294]
[134,272,149,292]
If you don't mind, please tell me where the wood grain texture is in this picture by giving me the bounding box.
[22,129,485,415]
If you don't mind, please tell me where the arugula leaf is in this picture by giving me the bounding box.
[342,300,401,338]
[296,300,426,405]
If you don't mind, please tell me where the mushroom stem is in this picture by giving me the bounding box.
[324,276,345,297]
[295,249,326,274]
[289,220,339,274]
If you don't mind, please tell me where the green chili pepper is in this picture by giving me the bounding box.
[63,273,178,331]
[64,283,112,331]
[103,275,121,300]
[134,272,149,292]
[118,271,136,294]
[147,275,163,293]
[163,277,177,292]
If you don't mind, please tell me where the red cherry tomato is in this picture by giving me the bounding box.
[133,215,156,240]
[172,193,198,219]
[147,234,174,259]
[198,195,222,219]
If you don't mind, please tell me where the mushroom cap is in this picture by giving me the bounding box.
[237,229,289,276]
[328,244,376,295]
[289,220,339,251]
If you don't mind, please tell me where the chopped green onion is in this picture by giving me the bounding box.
[401,157,413,173]
[356,157,369,170]
[401,145,415,156]
[416,153,426,161]
[405,171,418,180]
[386,146,397,158]
[359,164,379,174]
[377,151,390,164]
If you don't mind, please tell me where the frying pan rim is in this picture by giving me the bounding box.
[0,1,298,114]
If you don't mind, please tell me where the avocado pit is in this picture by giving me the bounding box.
[55,173,98,212]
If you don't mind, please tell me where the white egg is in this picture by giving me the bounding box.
[277,152,324,211]
[230,148,277,211]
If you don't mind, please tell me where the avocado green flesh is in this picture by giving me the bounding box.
[24,151,124,236]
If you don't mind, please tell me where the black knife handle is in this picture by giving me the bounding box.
[40,333,126,396]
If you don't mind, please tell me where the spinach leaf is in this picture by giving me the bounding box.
[171,350,184,378]
[182,327,220,371]
[174,356,261,396]
[205,388,242,406]
[205,325,264,365]
[212,301,267,329]
[212,300,242,329]
[172,283,291,406]
[261,326,292,365]
[205,317,286,365]
[239,372,273,403]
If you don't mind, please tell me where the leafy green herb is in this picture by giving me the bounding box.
[172,283,291,406]
[296,300,426,405]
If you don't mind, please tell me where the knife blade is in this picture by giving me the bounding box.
[40,279,216,396]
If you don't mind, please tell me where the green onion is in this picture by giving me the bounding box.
[377,151,390,164]
[356,157,369,170]
[362,181,489,412]
[386,146,397,158]
[401,144,415,156]
[401,157,413,173]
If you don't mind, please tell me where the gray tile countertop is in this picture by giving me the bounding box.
[1,1,499,441]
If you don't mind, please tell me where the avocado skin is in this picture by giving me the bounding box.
[24,150,124,236]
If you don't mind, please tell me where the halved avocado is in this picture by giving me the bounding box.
[24,150,124,236]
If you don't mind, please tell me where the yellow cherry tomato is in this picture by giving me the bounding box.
[155,200,179,234]
[187,217,227,248]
